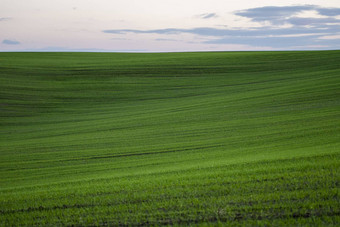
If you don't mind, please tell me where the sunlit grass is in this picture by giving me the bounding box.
[0,51,339,226]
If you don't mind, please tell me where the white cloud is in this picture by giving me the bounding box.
[318,34,340,39]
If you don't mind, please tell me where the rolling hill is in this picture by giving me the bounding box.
[0,51,339,226]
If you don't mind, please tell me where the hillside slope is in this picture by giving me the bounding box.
[0,51,339,226]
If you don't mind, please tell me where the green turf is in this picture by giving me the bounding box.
[0,51,339,226]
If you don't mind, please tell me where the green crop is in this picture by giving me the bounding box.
[0,51,339,226]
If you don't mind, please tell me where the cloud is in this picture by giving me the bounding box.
[2,39,20,45]
[317,7,340,16]
[103,5,340,50]
[103,26,339,38]
[0,17,11,21]
[103,24,340,49]
[234,5,340,25]
[155,38,178,42]
[196,13,219,19]
[318,34,340,40]
[287,17,340,26]
[235,5,315,24]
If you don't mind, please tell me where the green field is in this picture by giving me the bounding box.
[0,51,339,226]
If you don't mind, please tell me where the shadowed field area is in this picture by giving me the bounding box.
[0,51,339,226]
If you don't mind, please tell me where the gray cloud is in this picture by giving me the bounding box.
[0,17,11,21]
[103,5,340,50]
[197,13,219,19]
[317,7,340,16]
[235,5,340,25]
[2,39,20,45]
[235,5,315,23]
[287,17,340,26]
[103,25,340,49]
[103,26,339,37]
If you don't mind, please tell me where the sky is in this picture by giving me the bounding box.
[1,0,340,52]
